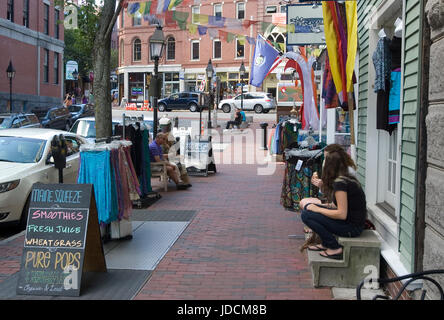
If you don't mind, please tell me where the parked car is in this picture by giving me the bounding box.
[218,92,276,114]
[158,92,203,112]
[69,117,154,142]
[32,106,73,131]
[68,104,95,123]
[0,113,41,129]
[0,128,86,227]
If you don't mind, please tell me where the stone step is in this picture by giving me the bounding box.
[308,230,381,288]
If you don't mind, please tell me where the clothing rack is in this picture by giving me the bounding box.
[122,113,144,140]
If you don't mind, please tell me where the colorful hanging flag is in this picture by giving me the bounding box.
[188,23,197,34]
[138,2,146,14]
[227,32,235,43]
[208,15,226,28]
[237,35,245,45]
[250,34,280,88]
[164,10,176,27]
[129,2,140,15]
[322,1,346,104]
[198,25,208,35]
[246,36,255,45]
[150,0,158,14]
[208,28,219,39]
[265,55,283,79]
[156,0,171,14]
[345,0,358,93]
[218,30,228,41]
[168,0,184,10]
[173,10,189,30]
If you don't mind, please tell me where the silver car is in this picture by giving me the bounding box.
[218,92,276,114]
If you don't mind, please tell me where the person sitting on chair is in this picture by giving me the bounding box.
[149,133,189,190]
[159,117,192,187]
[226,108,243,129]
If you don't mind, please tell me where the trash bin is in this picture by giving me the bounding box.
[260,122,268,150]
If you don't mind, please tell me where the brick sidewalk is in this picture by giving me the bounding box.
[135,124,332,300]
[0,123,332,300]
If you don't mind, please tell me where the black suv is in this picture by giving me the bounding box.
[68,104,95,122]
[158,92,203,112]
[32,106,73,131]
[0,113,41,129]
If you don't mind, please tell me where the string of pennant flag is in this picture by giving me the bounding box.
[125,1,295,52]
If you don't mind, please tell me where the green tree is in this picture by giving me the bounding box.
[59,0,124,138]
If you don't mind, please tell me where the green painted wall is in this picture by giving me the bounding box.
[356,0,423,273]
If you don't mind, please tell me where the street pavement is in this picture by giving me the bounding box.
[0,116,332,300]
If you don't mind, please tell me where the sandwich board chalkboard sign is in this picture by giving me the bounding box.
[184,136,217,176]
[16,183,106,297]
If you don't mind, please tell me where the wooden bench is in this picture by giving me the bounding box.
[151,162,168,192]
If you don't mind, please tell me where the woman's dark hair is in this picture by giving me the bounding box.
[321,144,357,201]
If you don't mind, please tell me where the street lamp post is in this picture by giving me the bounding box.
[239,61,246,111]
[6,61,16,113]
[206,59,214,130]
[149,26,165,138]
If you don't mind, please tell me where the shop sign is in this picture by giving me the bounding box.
[16,183,106,297]
[131,87,143,95]
[66,61,79,80]
[287,4,325,45]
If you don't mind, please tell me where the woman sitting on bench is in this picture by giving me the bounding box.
[300,144,367,260]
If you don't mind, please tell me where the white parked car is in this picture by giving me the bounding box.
[70,116,154,143]
[218,92,276,114]
[0,129,86,227]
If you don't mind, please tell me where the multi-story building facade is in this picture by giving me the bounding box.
[0,0,64,112]
[117,0,296,105]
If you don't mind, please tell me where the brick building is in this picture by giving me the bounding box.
[0,0,64,113]
[117,0,295,105]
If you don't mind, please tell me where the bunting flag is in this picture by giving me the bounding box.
[168,0,184,10]
[208,28,219,39]
[173,10,189,30]
[198,25,208,36]
[128,2,140,14]
[250,34,280,88]
[156,0,171,14]
[188,23,197,34]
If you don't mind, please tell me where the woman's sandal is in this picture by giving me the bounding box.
[307,245,326,252]
[319,250,343,260]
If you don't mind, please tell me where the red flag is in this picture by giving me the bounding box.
[164,10,175,27]
[219,30,228,41]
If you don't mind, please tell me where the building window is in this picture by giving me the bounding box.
[7,0,14,22]
[23,0,29,27]
[120,39,124,64]
[280,5,287,13]
[191,6,200,24]
[266,6,277,14]
[55,8,60,39]
[54,52,59,84]
[236,39,244,58]
[167,37,175,60]
[132,11,142,26]
[44,4,49,35]
[214,4,222,18]
[191,40,199,61]
[213,40,221,59]
[43,49,49,83]
[133,38,141,61]
[236,2,245,20]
